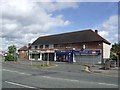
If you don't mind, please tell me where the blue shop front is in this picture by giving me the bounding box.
[55,50,101,64]
[55,50,73,62]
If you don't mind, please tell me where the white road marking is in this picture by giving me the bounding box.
[98,83,118,86]
[3,69,18,73]
[5,81,36,88]
[42,76,118,87]
[2,69,31,76]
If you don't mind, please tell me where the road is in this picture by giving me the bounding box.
[2,60,119,89]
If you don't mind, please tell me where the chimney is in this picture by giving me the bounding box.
[95,30,98,34]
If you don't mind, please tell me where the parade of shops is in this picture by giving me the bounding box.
[28,29,111,65]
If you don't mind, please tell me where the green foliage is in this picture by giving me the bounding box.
[5,45,17,61]
[8,45,16,54]
[5,54,17,61]
[110,43,120,60]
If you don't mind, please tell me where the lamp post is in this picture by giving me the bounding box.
[92,50,96,67]
[47,53,49,65]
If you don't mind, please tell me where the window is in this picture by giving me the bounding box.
[35,45,38,49]
[32,46,35,49]
[49,44,54,49]
[54,44,58,48]
[39,45,43,49]
[45,45,49,48]
[32,54,35,58]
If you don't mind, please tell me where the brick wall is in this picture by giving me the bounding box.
[18,50,28,59]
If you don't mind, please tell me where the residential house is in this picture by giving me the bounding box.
[18,46,28,59]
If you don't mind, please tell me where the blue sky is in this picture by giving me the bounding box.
[51,2,118,33]
[1,1,118,50]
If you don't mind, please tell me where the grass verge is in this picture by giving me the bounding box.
[31,64,56,68]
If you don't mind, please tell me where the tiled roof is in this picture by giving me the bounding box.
[18,46,28,51]
[32,29,110,45]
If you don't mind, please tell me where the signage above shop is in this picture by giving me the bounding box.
[46,50,54,53]
[73,50,101,55]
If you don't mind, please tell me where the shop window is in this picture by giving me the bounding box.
[31,54,34,58]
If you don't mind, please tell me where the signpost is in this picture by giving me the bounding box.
[46,50,54,65]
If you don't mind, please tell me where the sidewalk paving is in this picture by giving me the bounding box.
[90,65,119,77]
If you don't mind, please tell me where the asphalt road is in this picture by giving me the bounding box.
[2,60,119,89]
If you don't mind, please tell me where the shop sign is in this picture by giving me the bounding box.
[92,50,96,54]
[30,50,39,54]
[46,50,54,53]
[55,50,73,54]
[73,50,101,55]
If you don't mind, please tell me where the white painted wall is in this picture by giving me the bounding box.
[103,43,111,59]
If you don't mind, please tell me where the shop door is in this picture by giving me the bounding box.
[49,53,54,61]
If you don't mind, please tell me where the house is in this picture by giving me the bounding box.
[29,29,111,65]
[18,46,28,59]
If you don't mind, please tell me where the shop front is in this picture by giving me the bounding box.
[73,50,101,64]
[55,50,73,62]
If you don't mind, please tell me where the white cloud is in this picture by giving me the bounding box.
[1,0,79,51]
[98,15,118,44]
[38,2,79,12]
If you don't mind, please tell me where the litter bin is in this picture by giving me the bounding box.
[105,60,111,70]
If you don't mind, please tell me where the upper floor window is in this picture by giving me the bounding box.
[49,44,54,49]
[54,44,58,48]
[45,45,49,48]
[39,45,43,49]
[35,45,38,49]
[31,46,35,49]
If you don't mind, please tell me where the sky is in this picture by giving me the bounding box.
[0,0,119,51]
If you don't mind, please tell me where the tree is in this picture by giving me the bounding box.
[110,43,120,60]
[5,45,17,61]
[8,45,16,54]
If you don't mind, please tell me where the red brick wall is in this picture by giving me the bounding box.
[18,50,28,59]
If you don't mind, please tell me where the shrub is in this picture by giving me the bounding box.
[5,54,17,61]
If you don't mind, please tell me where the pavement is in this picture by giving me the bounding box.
[90,65,120,77]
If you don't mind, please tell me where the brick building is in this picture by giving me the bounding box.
[18,46,28,59]
[29,29,111,65]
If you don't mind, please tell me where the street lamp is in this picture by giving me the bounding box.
[92,50,96,67]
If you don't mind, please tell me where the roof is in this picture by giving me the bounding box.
[32,29,111,45]
[18,46,28,51]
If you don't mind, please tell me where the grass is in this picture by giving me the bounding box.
[31,64,56,68]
